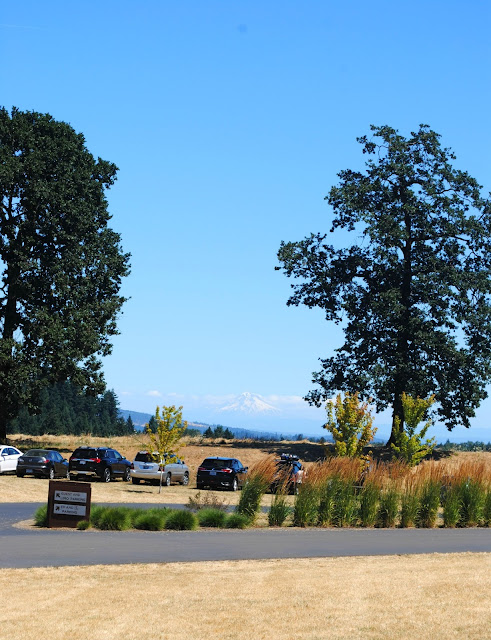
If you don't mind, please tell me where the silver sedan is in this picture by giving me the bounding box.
[130,451,190,486]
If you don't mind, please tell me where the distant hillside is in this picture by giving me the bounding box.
[118,409,333,442]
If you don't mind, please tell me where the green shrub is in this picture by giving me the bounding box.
[76,520,91,530]
[458,480,485,527]
[197,508,227,528]
[416,481,441,528]
[134,509,169,531]
[358,483,380,527]
[293,482,319,527]
[332,478,358,527]
[97,506,133,531]
[33,504,48,527]
[442,486,461,528]
[483,490,491,527]
[391,393,436,466]
[268,492,291,527]
[164,509,198,530]
[399,491,419,528]
[376,489,399,528]
[89,505,109,528]
[224,513,250,529]
[236,459,275,522]
[318,479,338,526]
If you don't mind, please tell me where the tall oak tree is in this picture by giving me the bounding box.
[0,108,130,442]
[277,125,491,442]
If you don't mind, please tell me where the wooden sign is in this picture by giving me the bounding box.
[47,480,92,528]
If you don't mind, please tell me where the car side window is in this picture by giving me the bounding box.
[114,451,122,460]
[106,450,114,459]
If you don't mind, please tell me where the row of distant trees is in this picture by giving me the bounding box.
[8,382,134,437]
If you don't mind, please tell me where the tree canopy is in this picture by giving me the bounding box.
[0,107,130,442]
[277,124,491,441]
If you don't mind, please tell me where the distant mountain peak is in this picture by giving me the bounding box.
[219,392,279,414]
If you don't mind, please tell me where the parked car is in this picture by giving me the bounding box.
[196,457,248,491]
[69,446,131,482]
[0,446,23,474]
[270,454,304,494]
[130,451,190,486]
[16,449,69,479]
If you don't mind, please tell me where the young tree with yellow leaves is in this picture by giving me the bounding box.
[324,392,377,458]
[145,405,187,493]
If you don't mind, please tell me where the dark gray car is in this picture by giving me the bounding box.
[16,449,69,479]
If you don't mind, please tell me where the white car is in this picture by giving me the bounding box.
[130,451,190,486]
[0,446,23,474]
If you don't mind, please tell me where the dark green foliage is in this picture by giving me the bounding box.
[277,124,491,441]
[442,486,461,528]
[358,483,380,527]
[268,492,291,527]
[332,479,358,527]
[416,481,441,528]
[458,481,485,527]
[318,479,338,526]
[0,108,130,443]
[224,513,250,529]
[76,520,91,530]
[197,508,227,528]
[9,381,132,437]
[133,508,169,531]
[89,505,110,528]
[97,506,133,531]
[376,489,400,528]
[293,483,319,527]
[33,504,48,527]
[236,476,270,521]
[203,427,213,438]
[483,491,491,527]
[164,509,198,530]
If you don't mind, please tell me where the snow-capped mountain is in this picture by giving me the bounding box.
[219,392,279,414]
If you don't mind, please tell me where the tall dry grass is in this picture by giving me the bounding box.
[236,455,277,521]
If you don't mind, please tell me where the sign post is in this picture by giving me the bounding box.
[47,480,92,528]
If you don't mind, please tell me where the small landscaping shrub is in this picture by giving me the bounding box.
[33,504,48,527]
[97,506,133,531]
[268,487,291,527]
[358,483,380,527]
[134,508,169,531]
[293,481,319,527]
[224,513,250,529]
[89,505,109,528]
[164,509,198,530]
[318,479,337,526]
[76,520,91,530]
[376,488,400,528]
[416,480,441,528]
[458,480,485,527]
[236,456,276,521]
[197,508,227,528]
[332,478,358,527]
[442,485,461,528]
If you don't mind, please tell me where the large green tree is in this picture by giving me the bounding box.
[277,124,491,442]
[0,107,130,442]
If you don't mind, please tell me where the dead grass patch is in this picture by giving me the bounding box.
[0,553,489,640]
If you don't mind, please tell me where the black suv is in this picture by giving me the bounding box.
[196,457,248,491]
[270,454,304,494]
[69,447,131,482]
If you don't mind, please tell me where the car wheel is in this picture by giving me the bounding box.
[102,468,111,483]
[48,467,55,480]
[231,477,238,492]
[182,473,189,486]
[131,477,141,485]
[165,473,172,487]
[16,471,25,478]
[123,468,131,482]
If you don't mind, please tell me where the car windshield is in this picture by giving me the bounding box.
[201,459,234,469]
[26,449,48,456]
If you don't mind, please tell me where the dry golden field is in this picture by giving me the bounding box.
[1,554,490,640]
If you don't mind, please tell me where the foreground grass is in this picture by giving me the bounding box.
[0,554,489,640]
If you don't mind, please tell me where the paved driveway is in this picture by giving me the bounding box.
[1,503,490,568]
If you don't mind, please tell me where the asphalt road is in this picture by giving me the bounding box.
[1,503,490,568]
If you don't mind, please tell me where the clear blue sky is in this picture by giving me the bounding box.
[2,1,491,441]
